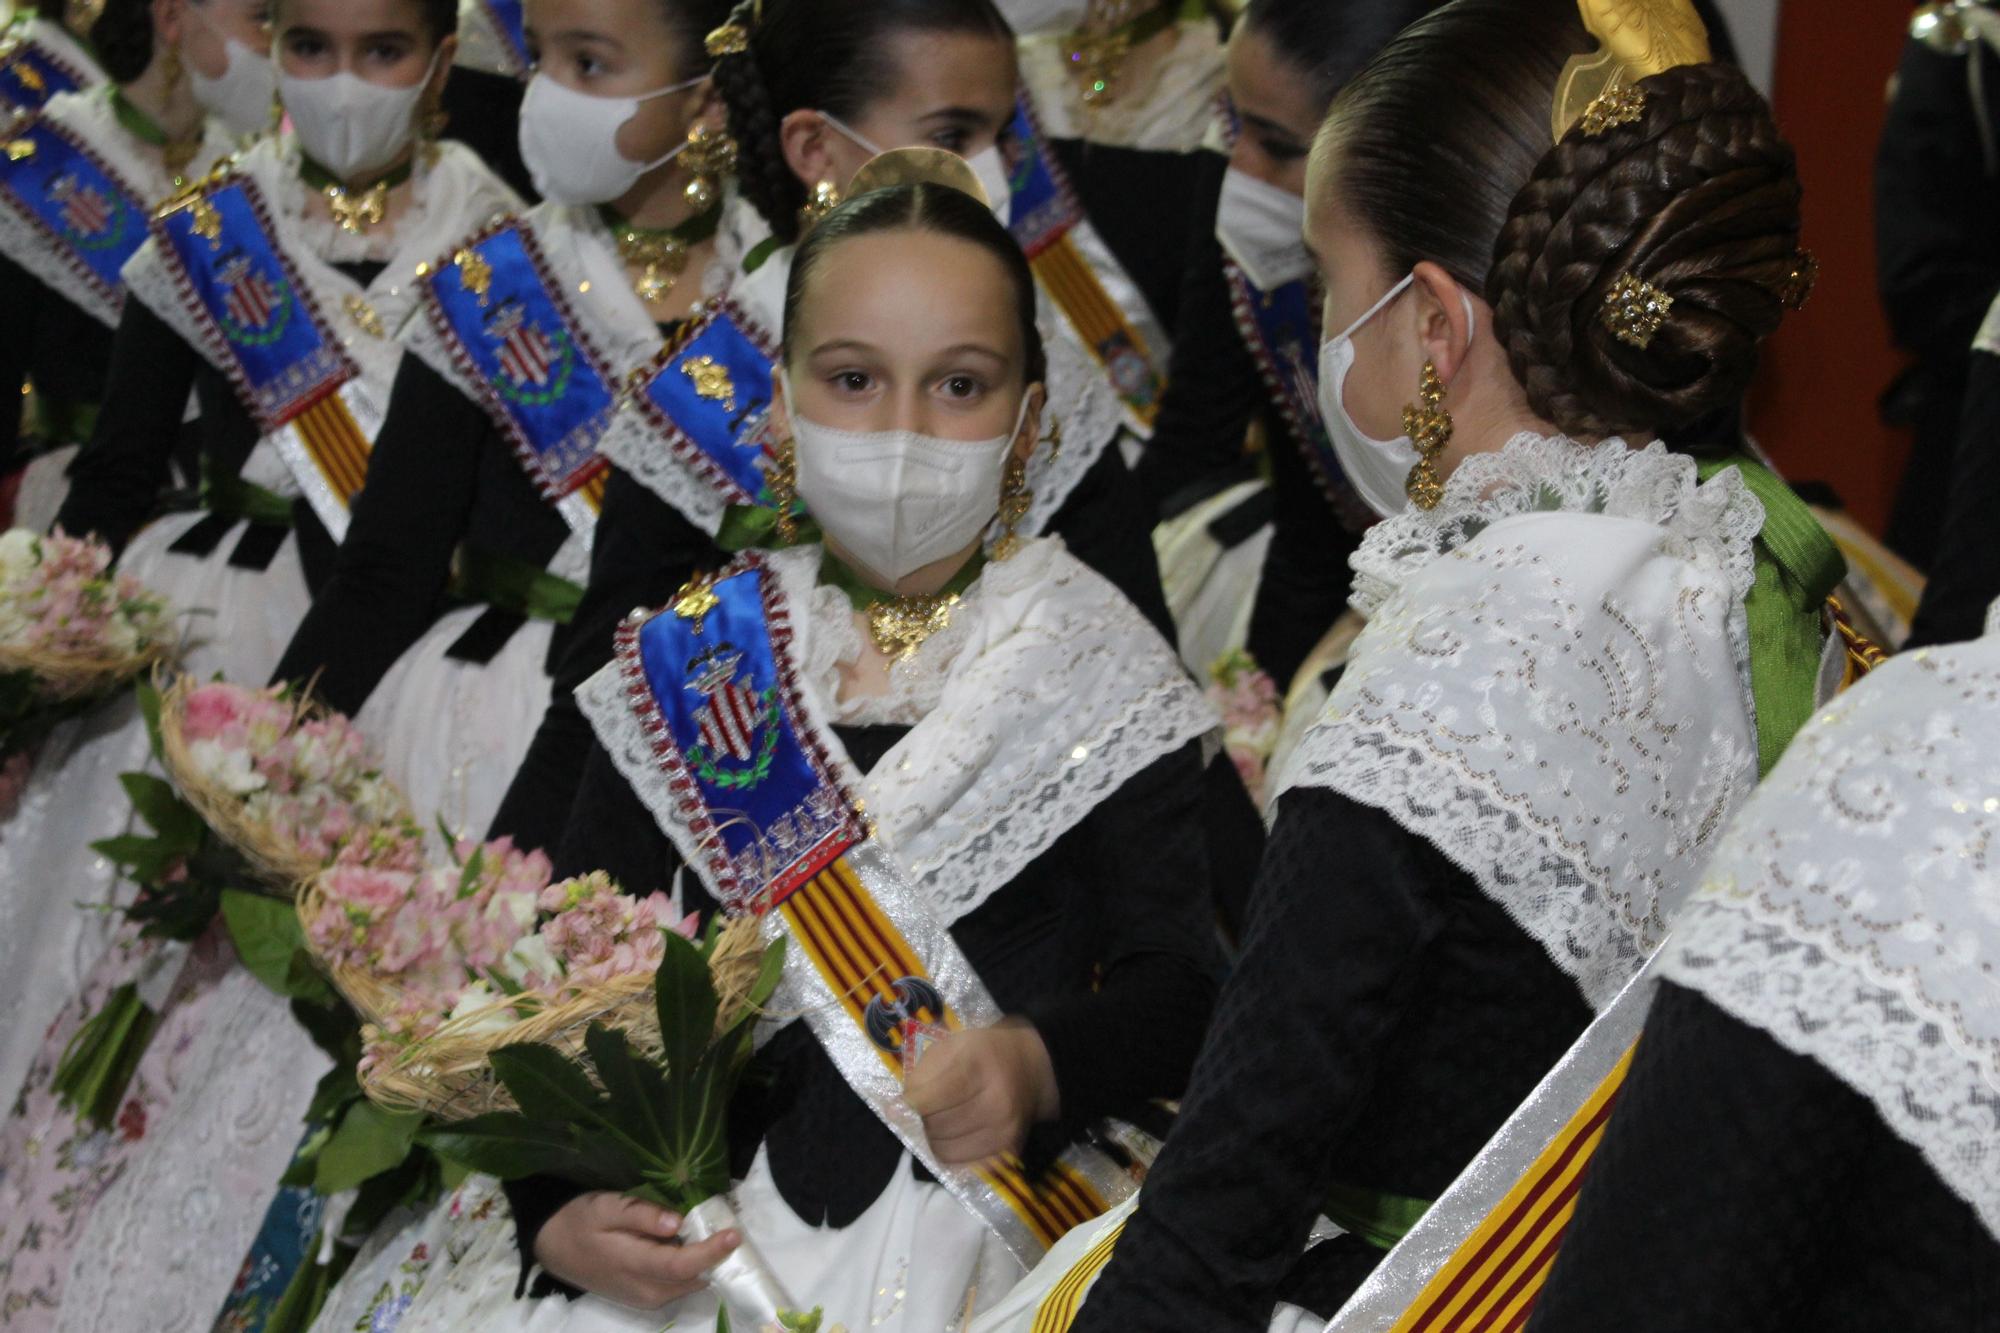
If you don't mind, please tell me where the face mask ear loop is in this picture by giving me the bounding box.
[1333,271,1417,343]
[618,72,712,176]
[818,111,886,157]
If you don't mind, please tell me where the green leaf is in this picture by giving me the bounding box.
[302,1062,361,1126]
[220,888,309,996]
[654,927,718,1081]
[118,771,203,847]
[280,1124,332,1187]
[421,1114,599,1183]
[51,983,157,1128]
[312,1099,424,1194]
[747,937,787,1010]
[583,1023,671,1160]
[456,843,485,900]
[490,1044,672,1175]
[90,833,165,867]
[715,1306,730,1333]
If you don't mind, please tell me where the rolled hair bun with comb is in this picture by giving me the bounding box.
[1489,61,1802,444]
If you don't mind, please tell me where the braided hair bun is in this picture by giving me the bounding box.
[1489,62,1804,442]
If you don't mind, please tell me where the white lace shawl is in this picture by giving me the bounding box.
[1661,624,2000,1240]
[1017,19,1225,153]
[0,86,237,327]
[578,537,1217,925]
[599,196,1121,541]
[1273,435,1766,1010]
[121,134,521,414]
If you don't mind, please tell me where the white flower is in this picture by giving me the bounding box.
[497,933,560,987]
[445,980,515,1037]
[0,529,40,582]
[187,738,265,795]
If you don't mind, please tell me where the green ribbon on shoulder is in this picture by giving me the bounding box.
[1321,1181,1435,1252]
[450,546,583,624]
[1696,455,1845,776]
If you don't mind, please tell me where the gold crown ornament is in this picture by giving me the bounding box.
[844,147,992,210]
[1552,0,1712,142]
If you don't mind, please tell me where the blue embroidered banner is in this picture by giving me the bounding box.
[1003,94,1081,260]
[424,222,616,500]
[627,558,862,906]
[0,116,145,302]
[154,177,350,430]
[1223,262,1369,529]
[0,36,85,113]
[639,303,776,507]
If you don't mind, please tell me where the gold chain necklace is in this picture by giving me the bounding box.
[614,229,691,304]
[866,592,961,663]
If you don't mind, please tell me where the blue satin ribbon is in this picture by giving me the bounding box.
[0,38,85,113]
[155,179,348,430]
[1223,263,1368,516]
[0,116,145,297]
[425,222,617,499]
[640,305,776,506]
[634,559,862,905]
[1004,95,1081,259]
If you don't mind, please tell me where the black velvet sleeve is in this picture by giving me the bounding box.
[485,468,718,850]
[1,259,39,469]
[1527,981,2000,1333]
[1074,788,1484,1333]
[54,296,204,551]
[269,357,487,712]
[1245,424,1357,691]
[1129,199,1260,520]
[1907,347,2000,648]
[1022,740,1221,1133]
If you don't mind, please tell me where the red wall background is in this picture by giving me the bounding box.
[1747,3,1915,535]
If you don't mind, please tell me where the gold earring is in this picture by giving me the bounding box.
[993,454,1032,560]
[1402,360,1452,510]
[681,123,736,213]
[767,430,799,544]
[160,44,182,95]
[797,179,840,232]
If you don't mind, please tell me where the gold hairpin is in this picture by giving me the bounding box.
[705,22,748,55]
[1580,86,1648,136]
[1778,248,1818,311]
[1602,273,1674,349]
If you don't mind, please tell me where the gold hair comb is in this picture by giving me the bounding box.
[1553,0,1712,142]
[1602,273,1674,348]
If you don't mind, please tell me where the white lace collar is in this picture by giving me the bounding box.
[122,133,520,405]
[0,87,237,328]
[1017,19,1225,153]
[1663,633,2000,1241]
[579,537,1216,924]
[1276,432,1765,1009]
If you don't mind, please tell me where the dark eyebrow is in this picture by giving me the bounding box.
[1241,111,1307,147]
[361,28,419,40]
[917,106,997,129]
[808,338,881,357]
[547,26,620,44]
[936,342,1009,365]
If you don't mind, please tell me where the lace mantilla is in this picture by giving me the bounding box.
[1017,20,1225,153]
[579,538,1215,925]
[123,135,520,410]
[0,87,237,328]
[1663,636,2000,1240]
[1278,435,1763,1010]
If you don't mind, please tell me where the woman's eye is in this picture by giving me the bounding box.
[939,375,982,399]
[1260,137,1307,163]
[284,33,324,56]
[932,130,969,153]
[831,371,872,393]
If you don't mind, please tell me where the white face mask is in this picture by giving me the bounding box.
[962,144,1013,229]
[1215,167,1310,291]
[517,71,707,206]
[280,48,441,183]
[786,373,1031,586]
[184,3,276,138]
[1316,272,1478,519]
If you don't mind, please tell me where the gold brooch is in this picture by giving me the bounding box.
[1580,86,1647,136]
[681,355,737,411]
[1602,273,1674,349]
[454,247,493,305]
[344,295,384,339]
[868,592,959,663]
[1778,248,1818,311]
[672,572,721,634]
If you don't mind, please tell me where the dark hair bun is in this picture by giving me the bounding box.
[1489,62,1802,442]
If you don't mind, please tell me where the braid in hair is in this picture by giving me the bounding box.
[90,0,157,84]
[710,0,800,242]
[1489,62,1801,444]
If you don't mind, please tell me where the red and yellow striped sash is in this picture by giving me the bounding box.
[287,391,372,509]
[1030,236,1162,429]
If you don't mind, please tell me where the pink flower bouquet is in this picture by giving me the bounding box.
[1206,648,1284,806]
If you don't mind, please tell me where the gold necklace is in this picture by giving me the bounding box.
[324,180,390,234]
[866,592,961,663]
[614,229,690,304]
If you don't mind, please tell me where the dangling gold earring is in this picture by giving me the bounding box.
[160,44,183,96]
[768,430,799,544]
[797,179,840,232]
[1402,360,1452,510]
[420,91,449,142]
[993,453,1032,560]
[681,123,736,212]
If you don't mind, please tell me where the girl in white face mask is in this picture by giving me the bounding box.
[176,0,278,137]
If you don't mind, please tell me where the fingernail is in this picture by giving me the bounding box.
[722,1230,741,1247]
[658,1212,681,1235]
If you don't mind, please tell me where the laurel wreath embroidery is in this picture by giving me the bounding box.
[217,275,294,348]
[686,687,782,790]
[493,327,577,408]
